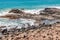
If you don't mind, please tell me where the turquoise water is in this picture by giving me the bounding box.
[0,0,60,9]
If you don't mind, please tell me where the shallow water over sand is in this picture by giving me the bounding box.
[41,19,60,25]
[0,18,36,27]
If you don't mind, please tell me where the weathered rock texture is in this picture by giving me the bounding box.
[9,9,24,13]
[0,23,60,40]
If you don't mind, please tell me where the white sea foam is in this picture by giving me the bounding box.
[0,6,60,16]
[0,18,36,28]
[0,9,11,16]
[0,8,44,16]
[22,9,43,14]
[21,6,60,14]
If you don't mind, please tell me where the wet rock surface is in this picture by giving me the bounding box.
[9,9,24,13]
[41,8,60,14]
[0,24,60,40]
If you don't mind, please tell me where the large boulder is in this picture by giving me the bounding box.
[40,8,60,15]
[9,9,24,13]
[0,9,24,19]
[44,8,60,13]
[2,29,7,35]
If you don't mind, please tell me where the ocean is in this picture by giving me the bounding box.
[0,0,60,9]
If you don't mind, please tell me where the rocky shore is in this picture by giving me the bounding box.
[0,8,60,40]
[0,24,60,40]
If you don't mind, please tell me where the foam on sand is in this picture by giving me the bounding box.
[0,18,36,28]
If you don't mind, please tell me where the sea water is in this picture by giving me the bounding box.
[0,0,60,9]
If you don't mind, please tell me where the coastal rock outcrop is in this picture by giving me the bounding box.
[9,9,24,14]
[40,8,60,15]
[44,8,60,13]
[0,8,60,19]
[0,9,26,19]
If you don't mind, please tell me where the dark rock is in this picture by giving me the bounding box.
[27,25,36,30]
[9,9,24,13]
[44,8,52,12]
[44,8,60,12]
[0,9,26,19]
[40,8,60,15]
[2,29,7,35]
[16,29,20,32]
[20,27,26,32]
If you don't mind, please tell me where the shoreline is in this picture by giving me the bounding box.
[0,7,60,40]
